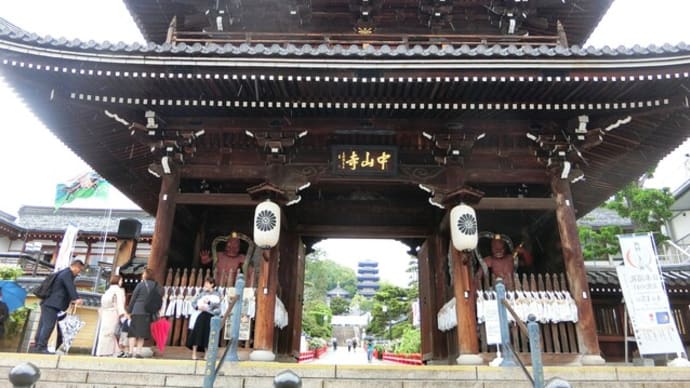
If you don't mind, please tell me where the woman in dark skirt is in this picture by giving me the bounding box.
[186,276,221,360]
[126,268,160,358]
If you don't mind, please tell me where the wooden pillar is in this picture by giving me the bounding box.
[147,169,180,284]
[251,246,279,361]
[550,176,604,364]
[417,238,435,362]
[430,235,450,361]
[452,248,481,364]
[276,231,304,358]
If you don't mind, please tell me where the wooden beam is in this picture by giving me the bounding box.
[476,197,556,210]
[181,162,549,185]
[176,193,256,206]
[295,225,430,238]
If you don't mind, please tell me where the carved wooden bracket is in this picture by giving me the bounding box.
[422,130,485,166]
[526,115,631,183]
[245,129,308,164]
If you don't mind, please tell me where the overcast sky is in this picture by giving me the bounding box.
[1,0,689,286]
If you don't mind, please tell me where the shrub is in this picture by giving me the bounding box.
[395,326,421,354]
[4,307,30,338]
[308,337,327,350]
[0,264,23,280]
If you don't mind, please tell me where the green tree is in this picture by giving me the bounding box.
[329,297,349,315]
[368,284,412,339]
[578,224,624,261]
[605,183,673,241]
[304,248,357,304]
[302,300,332,339]
[349,293,374,313]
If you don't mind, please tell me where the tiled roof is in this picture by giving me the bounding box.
[16,206,154,235]
[1,19,688,59]
[587,264,690,293]
[327,286,350,298]
[577,207,633,229]
[0,210,17,223]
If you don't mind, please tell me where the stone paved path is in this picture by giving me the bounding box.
[310,346,392,365]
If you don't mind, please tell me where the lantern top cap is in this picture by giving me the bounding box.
[443,185,484,206]
[247,181,289,202]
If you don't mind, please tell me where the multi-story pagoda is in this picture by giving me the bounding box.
[356,260,380,298]
[1,0,689,363]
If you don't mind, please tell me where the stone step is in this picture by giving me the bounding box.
[2,353,690,388]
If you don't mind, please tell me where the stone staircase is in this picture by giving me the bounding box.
[2,352,690,388]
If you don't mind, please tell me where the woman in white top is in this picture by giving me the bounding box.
[95,275,127,356]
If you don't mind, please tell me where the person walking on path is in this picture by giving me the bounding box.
[346,338,352,352]
[366,340,374,363]
[32,258,84,354]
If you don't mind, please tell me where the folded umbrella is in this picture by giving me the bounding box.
[0,280,27,312]
[57,306,86,354]
[150,317,171,354]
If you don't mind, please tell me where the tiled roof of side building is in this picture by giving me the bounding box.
[577,207,633,229]
[15,206,155,235]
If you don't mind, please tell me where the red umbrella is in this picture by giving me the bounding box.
[150,317,171,354]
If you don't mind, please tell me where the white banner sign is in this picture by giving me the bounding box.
[55,224,79,272]
[616,233,684,356]
[618,233,659,273]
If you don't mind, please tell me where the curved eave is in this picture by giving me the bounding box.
[1,35,689,217]
[1,35,689,70]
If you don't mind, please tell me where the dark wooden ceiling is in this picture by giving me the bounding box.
[123,0,613,46]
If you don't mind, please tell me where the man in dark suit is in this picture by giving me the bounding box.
[31,258,84,354]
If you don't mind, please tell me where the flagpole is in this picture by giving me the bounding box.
[94,207,113,292]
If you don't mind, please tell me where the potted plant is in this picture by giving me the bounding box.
[0,264,30,351]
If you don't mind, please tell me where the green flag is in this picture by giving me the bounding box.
[54,172,110,210]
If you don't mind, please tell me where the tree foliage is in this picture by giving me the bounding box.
[329,297,350,315]
[349,293,374,313]
[367,284,413,339]
[301,300,332,339]
[605,183,673,241]
[578,225,623,261]
[303,248,357,304]
[395,324,421,353]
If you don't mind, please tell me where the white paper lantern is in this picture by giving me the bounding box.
[253,199,281,249]
[450,203,478,251]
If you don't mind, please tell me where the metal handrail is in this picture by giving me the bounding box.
[496,279,545,388]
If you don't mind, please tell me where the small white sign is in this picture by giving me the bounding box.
[484,298,501,345]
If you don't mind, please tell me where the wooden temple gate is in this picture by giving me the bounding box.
[2,0,690,364]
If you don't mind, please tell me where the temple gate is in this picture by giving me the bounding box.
[1,0,689,364]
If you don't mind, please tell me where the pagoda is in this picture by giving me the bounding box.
[356,260,380,298]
